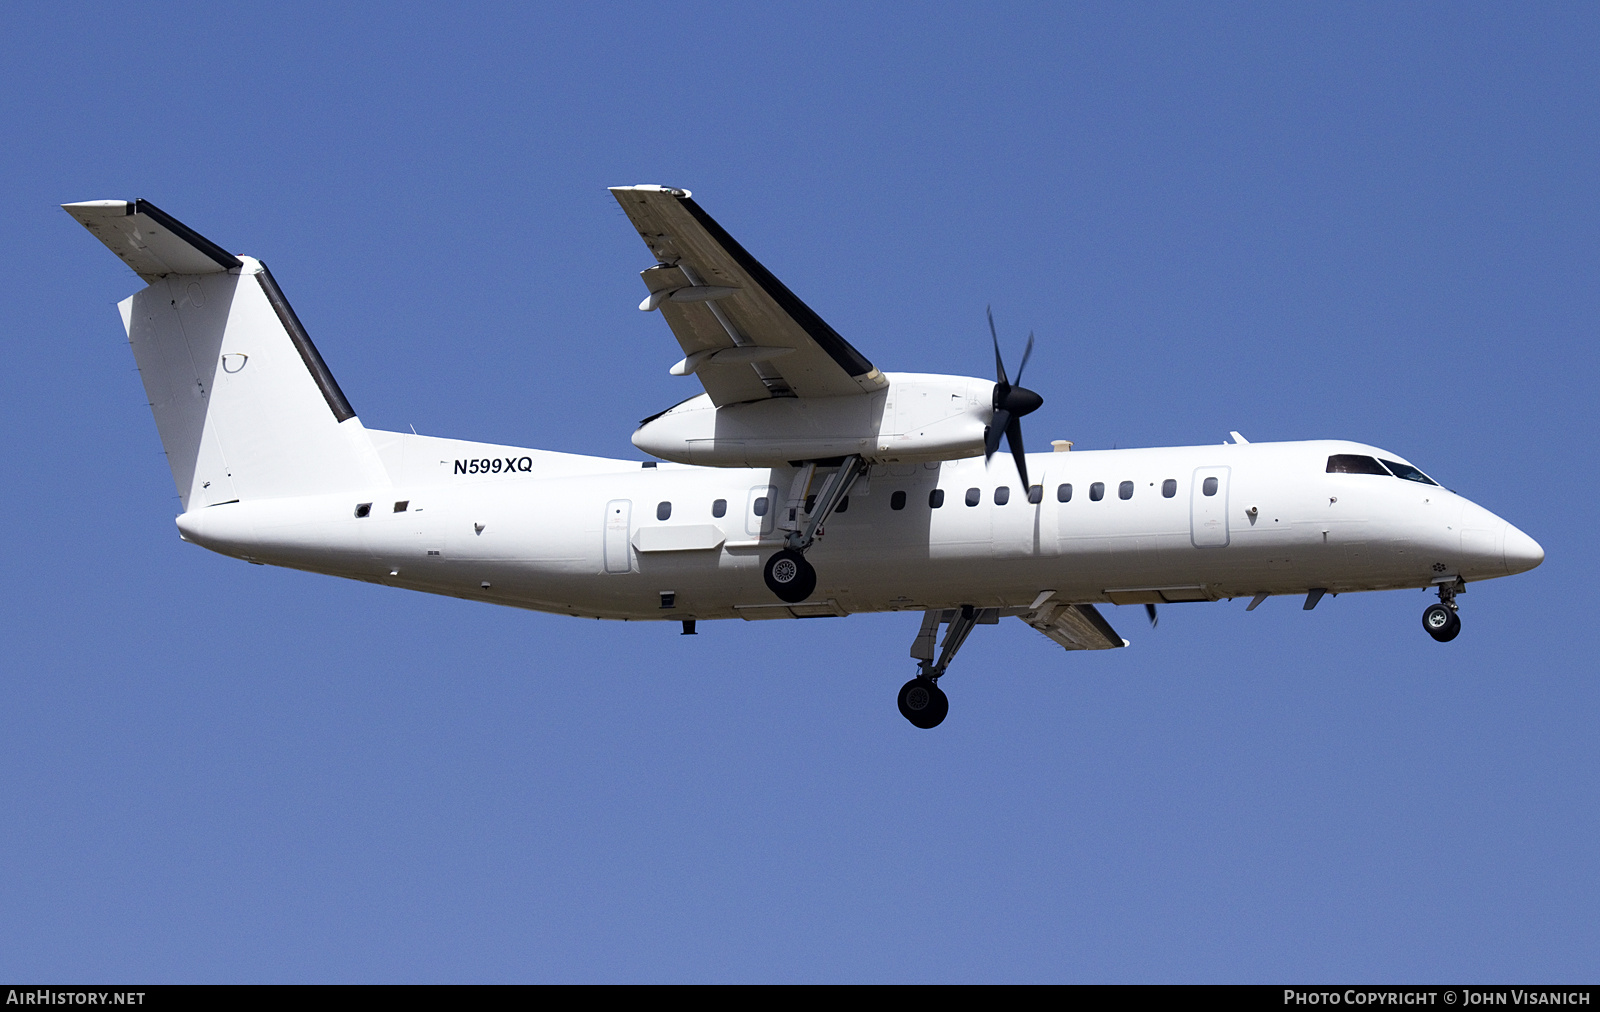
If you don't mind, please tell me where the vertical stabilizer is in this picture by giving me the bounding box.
[67,200,388,509]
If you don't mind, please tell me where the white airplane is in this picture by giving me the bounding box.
[65,188,1544,728]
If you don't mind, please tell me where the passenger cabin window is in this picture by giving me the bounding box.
[1326,454,1389,475]
[1119,481,1134,500]
[1162,479,1177,498]
[994,486,1010,506]
[929,489,945,508]
[1203,477,1218,496]
[1057,483,1072,503]
[712,498,727,518]
[1382,459,1439,485]
[657,501,672,521]
[891,490,907,510]
[1028,485,1043,505]
[1089,482,1105,501]
[965,487,981,507]
[753,497,769,516]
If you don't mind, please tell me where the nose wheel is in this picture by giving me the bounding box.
[1423,603,1460,642]
[1423,580,1462,642]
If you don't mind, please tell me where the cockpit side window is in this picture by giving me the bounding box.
[1326,454,1388,475]
[1381,459,1439,485]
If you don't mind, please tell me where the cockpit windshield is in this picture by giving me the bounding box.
[1325,453,1440,485]
[1326,454,1388,475]
[1381,459,1439,485]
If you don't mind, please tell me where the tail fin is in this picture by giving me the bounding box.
[66,200,387,509]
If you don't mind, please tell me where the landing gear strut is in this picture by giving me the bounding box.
[1423,580,1462,642]
[897,605,995,729]
[762,456,865,603]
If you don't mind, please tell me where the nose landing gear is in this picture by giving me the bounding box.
[1423,580,1462,642]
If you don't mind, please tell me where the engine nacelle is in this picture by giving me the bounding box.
[633,372,993,467]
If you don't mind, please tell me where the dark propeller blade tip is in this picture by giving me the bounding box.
[1146,603,1159,628]
[987,306,1007,387]
[1016,331,1035,385]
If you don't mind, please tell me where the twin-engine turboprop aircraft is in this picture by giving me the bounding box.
[65,188,1543,728]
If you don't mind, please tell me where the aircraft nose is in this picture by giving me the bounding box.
[1503,522,1544,575]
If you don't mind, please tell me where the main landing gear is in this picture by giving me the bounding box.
[762,456,865,604]
[898,605,993,729]
[1423,580,1462,642]
[762,549,816,603]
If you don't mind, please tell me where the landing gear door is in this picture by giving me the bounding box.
[747,485,778,537]
[604,499,633,573]
[1190,466,1231,548]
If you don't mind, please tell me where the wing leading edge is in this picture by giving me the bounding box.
[610,186,887,406]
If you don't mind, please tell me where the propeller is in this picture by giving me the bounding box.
[1145,603,1159,628]
[985,307,1045,489]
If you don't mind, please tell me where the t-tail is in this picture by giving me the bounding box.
[63,200,387,510]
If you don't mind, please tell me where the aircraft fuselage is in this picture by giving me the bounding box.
[174,433,1541,622]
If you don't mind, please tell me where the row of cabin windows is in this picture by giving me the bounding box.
[659,498,741,521]
[618,455,1429,525]
[658,495,839,521]
[925,477,1195,508]
[655,475,1212,522]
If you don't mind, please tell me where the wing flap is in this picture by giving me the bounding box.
[63,199,241,282]
[640,263,772,405]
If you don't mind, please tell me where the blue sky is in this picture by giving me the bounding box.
[2,1,1596,982]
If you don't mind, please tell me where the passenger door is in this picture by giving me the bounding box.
[604,499,633,573]
[1190,466,1231,548]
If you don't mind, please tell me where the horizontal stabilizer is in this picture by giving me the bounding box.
[63,199,241,282]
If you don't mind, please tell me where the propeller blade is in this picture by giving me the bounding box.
[1015,330,1035,387]
[987,306,1008,387]
[985,409,1011,459]
[1006,414,1028,489]
[1146,603,1159,628]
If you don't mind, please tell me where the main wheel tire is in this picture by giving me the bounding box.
[897,677,949,729]
[1423,603,1460,642]
[763,549,816,603]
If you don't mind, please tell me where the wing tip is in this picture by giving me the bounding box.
[609,184,692,198]
[62,200,134,222]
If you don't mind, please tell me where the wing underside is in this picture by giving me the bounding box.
[1023,600,1126,651]
[610,185,887,406]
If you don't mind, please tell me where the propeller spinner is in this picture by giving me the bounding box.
[985,307,1045,489]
